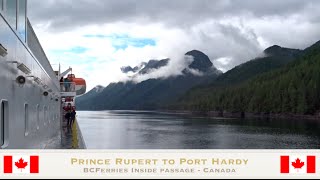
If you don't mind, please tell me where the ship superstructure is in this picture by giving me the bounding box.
[0,0,85,149]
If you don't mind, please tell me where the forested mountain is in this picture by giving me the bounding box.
[76,50,221,110]
[174,40,320,115]
[77,41,320,114]
[199,45,303,87]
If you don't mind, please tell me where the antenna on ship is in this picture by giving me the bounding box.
[59,63,61,79]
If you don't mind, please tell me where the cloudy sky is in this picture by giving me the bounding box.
[28,0,320,90]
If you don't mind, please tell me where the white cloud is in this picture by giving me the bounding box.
[128,55,195,83]
[29,1,320,92]
[33,23,200,90]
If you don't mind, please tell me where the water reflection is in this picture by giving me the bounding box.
[77,111,320,149]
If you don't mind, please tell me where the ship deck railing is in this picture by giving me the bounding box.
[60,82,76,92]
[60,82,76,97]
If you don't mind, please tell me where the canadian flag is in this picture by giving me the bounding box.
[3,156,39,174]
[280,155,316,174]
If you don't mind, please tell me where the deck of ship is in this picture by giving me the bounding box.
[44,119,86,149]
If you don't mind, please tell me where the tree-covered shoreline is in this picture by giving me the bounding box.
[173,41,320,117]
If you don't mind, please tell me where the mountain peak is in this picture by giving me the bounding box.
[121,59,169,75]
[139,59,169,74]
[186,49,207,55]
[121,62,147,74]
[264,45,301,57]
[185,50,213,72]
[120,66,134,73]
[264,45,282,54]
[303,40,320,53]
[94,85,104,92]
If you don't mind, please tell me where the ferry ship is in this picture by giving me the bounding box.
[0,0,86,149]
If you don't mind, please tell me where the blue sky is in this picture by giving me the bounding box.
[51,34,156,55]
[48,33,157,69]
[83,34,156,50]
[51,46,89,54]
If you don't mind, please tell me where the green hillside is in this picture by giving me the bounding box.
[175,41,320,115]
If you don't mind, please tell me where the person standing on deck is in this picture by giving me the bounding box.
[64,103,72,127]
[70,107,77,127]
[68,75,75,92]
[64,77,70,92]
[60,77,64,91]
[65,111,71,128]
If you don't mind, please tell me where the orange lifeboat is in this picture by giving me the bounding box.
[67,74,86,95]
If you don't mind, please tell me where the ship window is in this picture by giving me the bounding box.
[24,103,29,136]
[36,104,40,130]
[44,106,47,126]
[6,0,17,30]
[0,100,8,147]
[0,0,3,12]
[17,0,26,42]
[48,106,51,123]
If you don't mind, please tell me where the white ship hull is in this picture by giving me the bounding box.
[0,1,61,149]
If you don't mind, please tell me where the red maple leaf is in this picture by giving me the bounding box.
[15,158,28,171]
[292,158,304,169]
